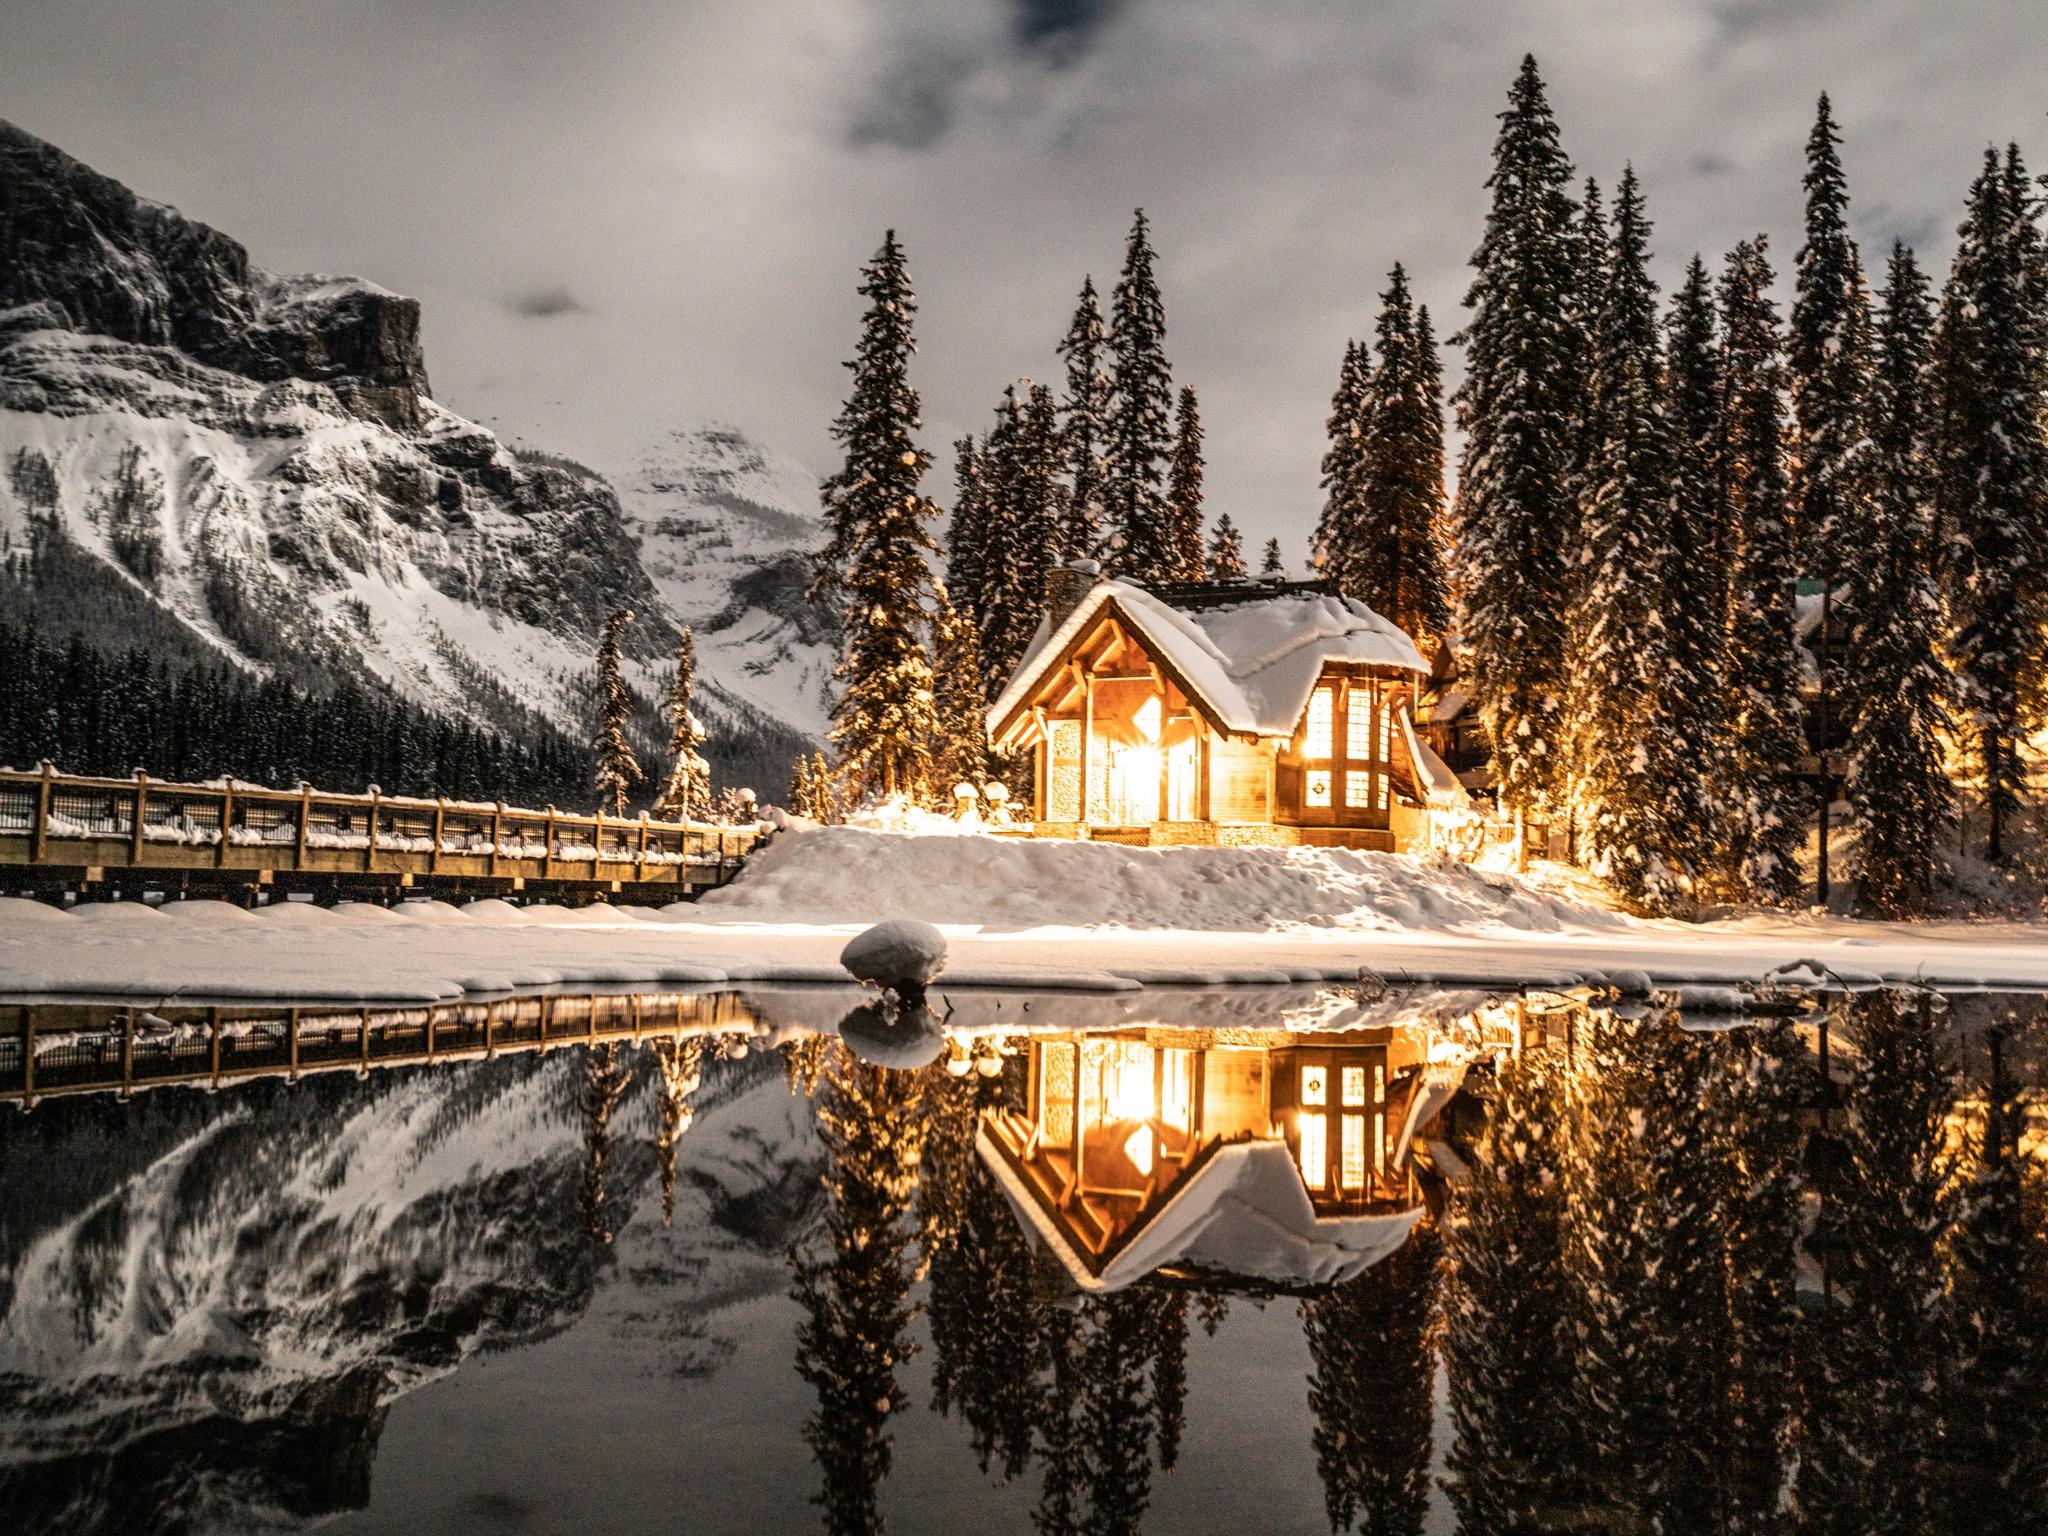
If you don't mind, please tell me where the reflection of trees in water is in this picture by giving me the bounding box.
[1301,1215,1439,1536]
[790,1041,932,1536]
[1440,991,2048,1536]
[651,1037,704,1230]
[579,1042,631,1246]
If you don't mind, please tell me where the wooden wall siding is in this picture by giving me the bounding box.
[1208,739,1274,822]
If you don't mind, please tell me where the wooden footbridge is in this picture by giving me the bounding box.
[0,764,765,906]
[2,990,768,1108]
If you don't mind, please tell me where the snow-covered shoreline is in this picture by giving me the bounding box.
[4,827,2047,1003]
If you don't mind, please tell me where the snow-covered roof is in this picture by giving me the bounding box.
[988,577,1430,740]
[978,1126,1425,1293]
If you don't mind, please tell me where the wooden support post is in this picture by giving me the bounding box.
[214,780,234,869]
[430,797,446,875]
[209,1007,223,1087]
[31,760,53,865]
[636,813,649,880]
[365,787,381,875]
[483,999,496,1058]
[296,784,312,871]
[1079,679,1094,827]
[587,995,598,1046]
[122,1008,135,1099]
[489,803,504,879]
[20,1011,33,1110]
[359,1008,370,1071]
[543,806,557,878]
[426,1007,436,1061]
[130,771,147,866]
[288,1008,300,1081]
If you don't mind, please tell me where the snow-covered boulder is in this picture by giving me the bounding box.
[839,918,946,993]
[835,1000,947,1071]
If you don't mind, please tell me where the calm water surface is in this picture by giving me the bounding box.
[1,984,2043,1535]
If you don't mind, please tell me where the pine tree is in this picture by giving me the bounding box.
[1718,238,1810,904]
[946,435,989,636]
[1662,254,1730,883]
[1056,275,1111,561]
[1260,537,1285,578]
[592,607,640,816]
[1848,245,1955,914]
[974,382,1066,691]
[816,232,943,804]
[656,625,711,823]
[1350,265,1452,643]
[1565,169,1691,910]
[1207,513,1246,581]
[931,582,990,792]
[1101,210,1177,578]
[1931,148,2047,861]
[1442,1051,1571,1533]
[811,750,838,823]
[1789,94,1878,598]
[1452,56,1585,822]
[1313,338,1371,583]
[1167,384,1207,580]
[1565,176,1611,515]
[790,752,816,818]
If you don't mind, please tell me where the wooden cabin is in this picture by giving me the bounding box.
[985,566,1468,852]
[976,1024,1429,1292]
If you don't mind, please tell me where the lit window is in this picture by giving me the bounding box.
[1341,1114,1366,1189]
[1379,702,1393,761]
[1374,1112,1386,1172]
[1304,688,1334,759]
[1374,1064,1385,1104]
[1306,770,1332,807]
[1347,689,1371,759]
[1123,1124,1155,1177]
[1341,1066,1366,1106]
[1345,771,1371,807]
[1301,1065,1327,1106]
[1300,1112,1327,1189]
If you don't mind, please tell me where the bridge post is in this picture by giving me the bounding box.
[636,813,649,882]
[130,770,147,867]
[31,760,53,864]
[544,806,557,879]
[593,807,605,884]
[215,779,234,870]
[489,802,504,880]
[430,796,446,876]
[296,783,311,871]
[366,786,381,876]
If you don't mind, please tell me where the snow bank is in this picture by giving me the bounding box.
[839,919,946,990]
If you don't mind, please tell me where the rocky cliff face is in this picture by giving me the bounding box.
[0,121,826,782]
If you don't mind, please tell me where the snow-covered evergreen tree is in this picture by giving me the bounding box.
[591,606,640,816]
[1101,210,1177,578]
[1788,94,1878,608]
[974,382,1066,692]
[816,232,943,804]
[1442,1050,1572,1533]
[1207,512,1246,582]
[1260,537,1285,578]
[1565,170,1691,910]
[1313,338,1370,583]
[810,750,837,823]
[930,582,989,793]
[1565,175,1611,516]
[1847,244,1955,915]
[1717,237,1810,904]
[1167,384,1207,580]
[945,435,988,641]
[1452,56,1585,822]
[1056,275,1111,561]
[1931,148,2047,861]
[789,752,815,818]
[656,625,711,823]
[1349,264,1453,643]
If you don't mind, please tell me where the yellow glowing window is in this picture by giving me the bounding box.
[1304,688,1334,759]
[1375,1065,1386,1104]
[1347,690,1371,758]
[1301,1065,1327,1106]
[1345,771,1370,807]
[1341,1066,1366,1106]
[1374,1112,1386,1172]
[1300,1112,1327,1189]
[1306,770,1332,807]
[1341,1114,1366,1189]
[1379,704,1393,761]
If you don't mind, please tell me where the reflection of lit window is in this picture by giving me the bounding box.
[1301,1065,1327,1106]
[1300,1112,1327,1189]
[1161,1048,1192,1131]
[1341,1066,1366,1106]
[1124,1124,1155,1176]
[1304,688,1334,758]
[1345,771,1370,807]
[1341,1114,1366,1188]
[1306,771,1332,807]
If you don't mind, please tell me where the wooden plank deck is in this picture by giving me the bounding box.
[0,764,765,905]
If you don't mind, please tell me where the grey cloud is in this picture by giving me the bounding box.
[847,46,973,150]
[505,284,587,319]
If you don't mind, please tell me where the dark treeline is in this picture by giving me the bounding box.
[0,620,592,805]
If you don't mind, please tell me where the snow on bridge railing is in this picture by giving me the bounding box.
[0,763,766,876]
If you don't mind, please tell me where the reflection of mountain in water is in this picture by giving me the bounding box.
[0,1032,819,1534]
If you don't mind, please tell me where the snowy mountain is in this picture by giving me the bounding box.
[0,1041,822,1533]
[0,120,827,793]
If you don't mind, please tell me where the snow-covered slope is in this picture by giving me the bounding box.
[0,119,827,780]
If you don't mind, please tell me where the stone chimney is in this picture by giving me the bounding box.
[1044,558,1101,628]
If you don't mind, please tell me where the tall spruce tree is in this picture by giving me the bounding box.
[1663,254,1730,881]
[1718,238,1810,903]
[1207,513,1246,582]
[1848,245,1955,914]
[1931,148,2047,861]
[946,436,989,638]
[1056,275,1111,561]
[1101,210,1178,578]
[1565,169,1692,910]
[930,583,990,792]
[1566,175,1612,515]
[816,232,943,803]
[1313,338,1371,584]
[1452,56,1585,822]
[592,607,640,816]
[1351,264,1452,642]
[656,625,711,823]
[1167,384,1207,580]
[974,382,1066,692]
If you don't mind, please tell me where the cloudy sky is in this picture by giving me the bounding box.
[7,0,2046,556]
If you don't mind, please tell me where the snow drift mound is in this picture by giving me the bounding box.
[698,826,1628,934]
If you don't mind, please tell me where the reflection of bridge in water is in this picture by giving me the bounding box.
[2,991,767,1109]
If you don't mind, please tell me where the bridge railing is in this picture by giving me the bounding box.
[0,764,763,888]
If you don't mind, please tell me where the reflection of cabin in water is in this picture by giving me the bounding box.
[985,565,1467,852]
[977,1026,1435,1292]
